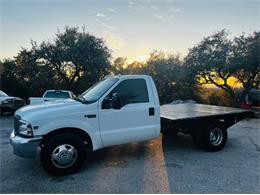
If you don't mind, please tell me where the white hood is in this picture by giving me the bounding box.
[15,99,84,123]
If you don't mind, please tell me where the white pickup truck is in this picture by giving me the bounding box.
[29,90,76,105]
[10,75,252,176]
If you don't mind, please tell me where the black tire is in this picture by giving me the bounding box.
[195,124,227,152]
[40,133,86,176]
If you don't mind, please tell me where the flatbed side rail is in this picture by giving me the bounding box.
[160,110,253,133]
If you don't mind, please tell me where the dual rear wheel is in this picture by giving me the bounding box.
[192,124,227,152]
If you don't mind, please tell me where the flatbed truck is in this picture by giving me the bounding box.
[10,75,252,176]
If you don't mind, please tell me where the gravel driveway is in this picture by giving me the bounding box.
[0,116,259,193]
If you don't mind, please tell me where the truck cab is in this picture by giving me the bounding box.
[10,75,161,175]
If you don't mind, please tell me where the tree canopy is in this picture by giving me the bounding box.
[231,32,260,100]
[113,51,199,103]
[39,26,111,92]
[0,26,111,98]
[0,27,259,107]
[184,30,259,105]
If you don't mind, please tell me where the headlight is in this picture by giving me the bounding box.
[18,120,33,137]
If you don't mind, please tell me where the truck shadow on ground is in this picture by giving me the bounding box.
[83,133,200,166]
[161,133,198,151]
[79,133,203,178]
[77,133,203,193]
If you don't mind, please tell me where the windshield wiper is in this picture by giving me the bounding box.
[73,97,85,103]
[74,96,94,104]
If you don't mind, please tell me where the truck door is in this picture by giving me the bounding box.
[98,78,158,147]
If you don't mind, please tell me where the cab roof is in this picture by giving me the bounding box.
[105,74,150,79]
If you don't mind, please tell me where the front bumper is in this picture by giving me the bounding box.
[9,131,42,158]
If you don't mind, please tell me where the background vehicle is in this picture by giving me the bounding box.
[10,75,252,176]
[0,90,25,115]
[29,90,76,105]
[248,89,260,118]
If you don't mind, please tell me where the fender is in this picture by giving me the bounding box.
[34,118,103,151]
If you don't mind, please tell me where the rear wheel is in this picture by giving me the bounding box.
[192,124,227,152]
[40,133,86,176]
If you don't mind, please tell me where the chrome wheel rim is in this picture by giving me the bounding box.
[209,128,223,146]
[51,144,78,168]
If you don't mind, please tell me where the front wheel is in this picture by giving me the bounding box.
[40,133,86,176]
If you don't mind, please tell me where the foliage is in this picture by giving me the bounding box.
[0,60,25,97]
[0,26,111,98]
[199,87,234,106]
[15,48,57,97]
[39,26,111,93]
[231,32,260,101]
[185,30,259,106]
[112,51,199,103]
[0,27,259,107]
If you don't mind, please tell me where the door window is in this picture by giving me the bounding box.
[109,79,149,107]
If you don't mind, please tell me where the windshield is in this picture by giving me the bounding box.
[0,90,8,97]
[81,78,118,103]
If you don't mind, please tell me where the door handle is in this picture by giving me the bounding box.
[149,107,155,116]
[84,114,96,118]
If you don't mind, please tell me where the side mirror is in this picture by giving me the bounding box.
[111,93,122,109]
[102,97,111,109]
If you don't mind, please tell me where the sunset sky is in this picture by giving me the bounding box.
[0,0,259,62]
